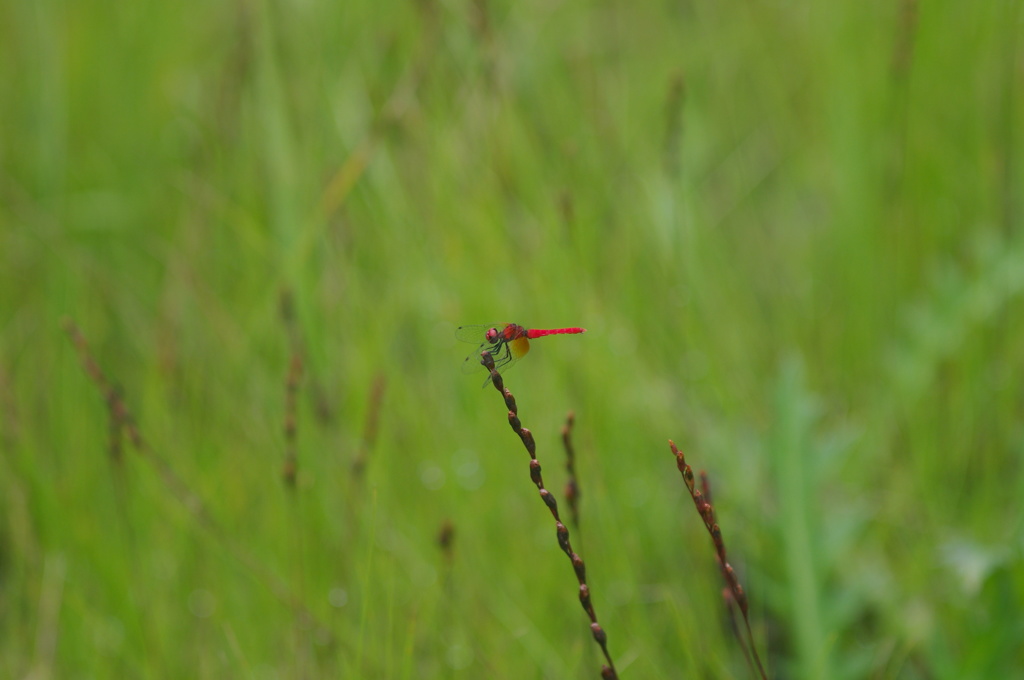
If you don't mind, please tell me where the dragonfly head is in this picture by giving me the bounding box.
[485,327,501,344]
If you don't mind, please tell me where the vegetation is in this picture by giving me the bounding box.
[2,0,1022,677]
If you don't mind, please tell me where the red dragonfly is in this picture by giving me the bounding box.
[456,323,587,376]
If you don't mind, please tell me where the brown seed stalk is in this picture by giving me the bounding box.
[561,410,581,530]
[670,439,767,680]
[480,351,617,679]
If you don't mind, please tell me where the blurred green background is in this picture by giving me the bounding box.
[2,0,1023,678]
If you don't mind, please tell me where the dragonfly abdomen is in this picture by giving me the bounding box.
[526,327,587,339]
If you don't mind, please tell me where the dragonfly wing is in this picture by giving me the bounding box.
[455,324,490,344]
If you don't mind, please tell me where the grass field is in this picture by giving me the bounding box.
[2,1,1023,678]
